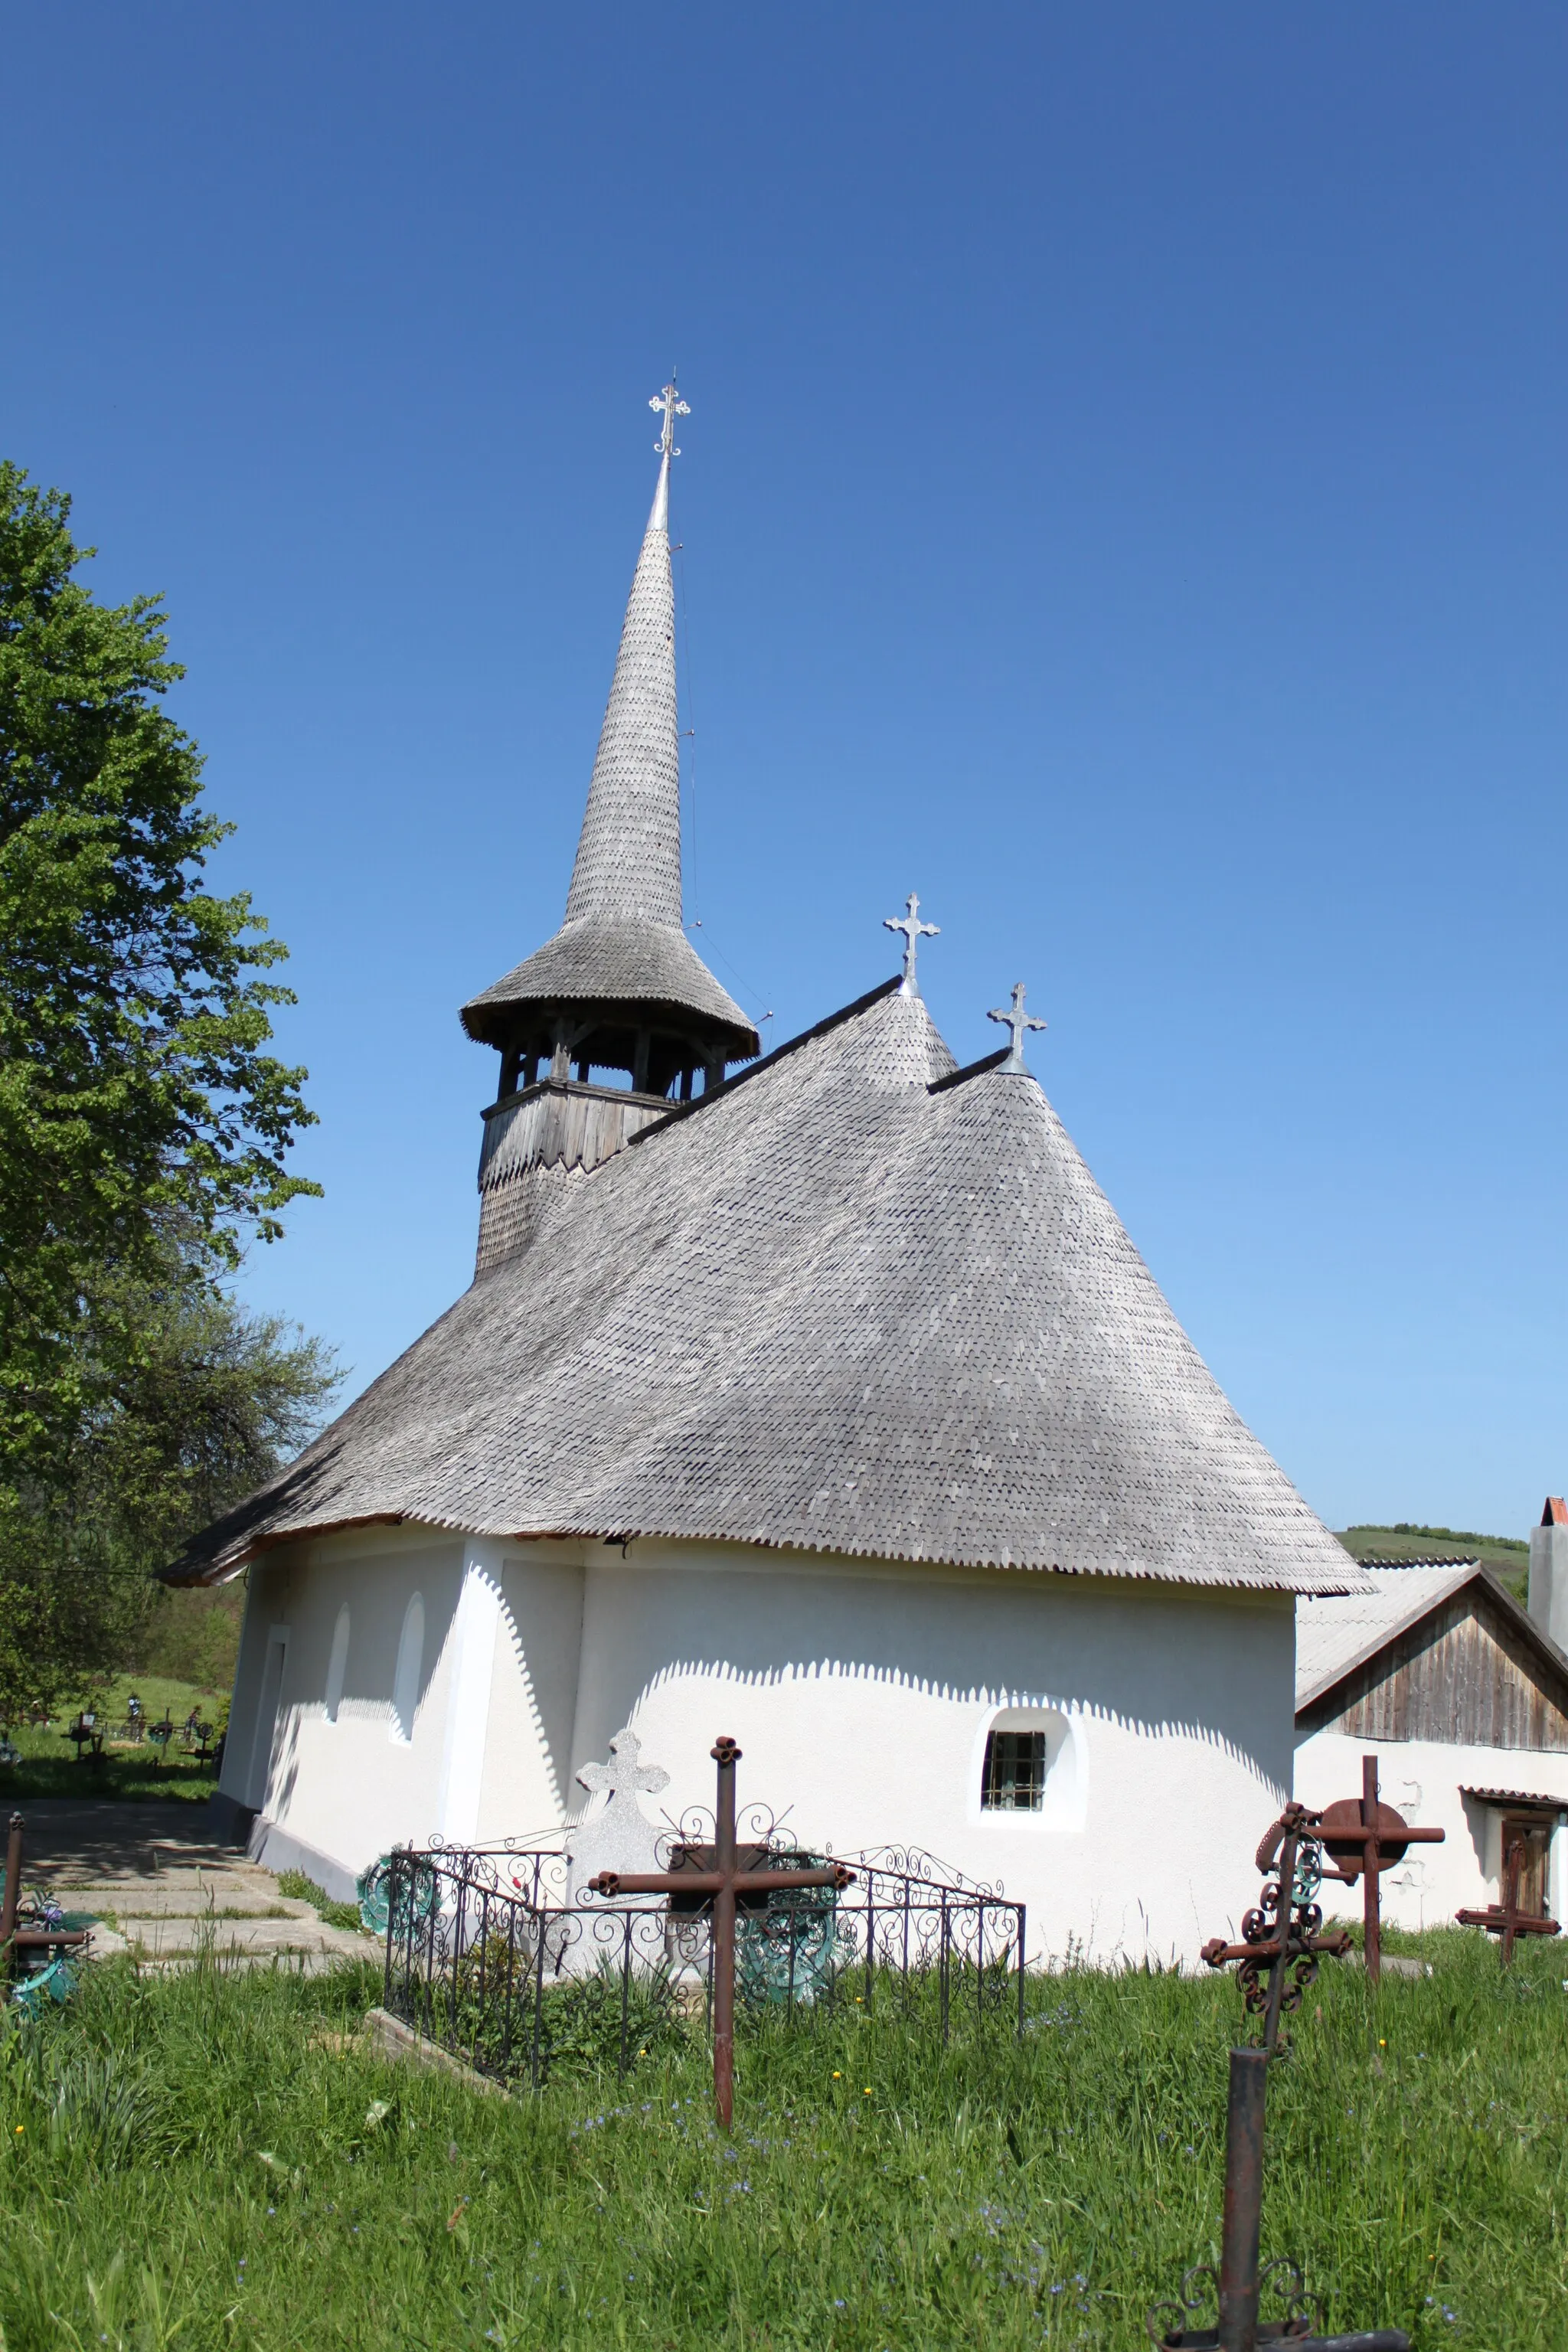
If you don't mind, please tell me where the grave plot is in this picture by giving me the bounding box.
[1152,1801,1409,2352]
[374,1730,1025,2116]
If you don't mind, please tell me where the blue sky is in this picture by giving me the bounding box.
[5,6,1565,1537]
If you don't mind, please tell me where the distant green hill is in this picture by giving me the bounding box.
[1337,1522,1528,1602]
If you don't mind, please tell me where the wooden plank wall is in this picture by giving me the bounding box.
[1299,1589,1568,1749]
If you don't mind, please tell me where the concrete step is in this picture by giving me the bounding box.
[47,1888,318,1919]
[33,1851,274,1883]
[137,1949,362,1978]
[115,1916,381,1962]
[34,1868,275,1896]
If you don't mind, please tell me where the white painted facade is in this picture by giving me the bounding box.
[1294,1727,1568,1928]
[218,1524,1296,1964]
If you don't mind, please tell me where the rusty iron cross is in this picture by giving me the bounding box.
[1201,1802,1352,2058]
[0,1814,88,1981]
[1457,1827,1562,1968]
[884,893,939,998]
[1317,1754,1444,1985]
[987,982,1047,1073]
[589,1737,853,2128]
[1164,1805,1383,2352]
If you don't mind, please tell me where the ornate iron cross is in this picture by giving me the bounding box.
[649,380,691,459]
[988,981,1047,1073]
[590,1736,852,2128]
[884,893,939,998]
[1201,1801,1351,2056]
[1152,1807,1400,2352]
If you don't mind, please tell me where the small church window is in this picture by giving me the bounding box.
[982,1729,1049,1811]
[325,1605,350,1725]
[390,1592,424,1745]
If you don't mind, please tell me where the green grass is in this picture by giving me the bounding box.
[274,1870,367,1934]
[0,1675,227,1803]
[1339,1524,1529,1601]
[0,1929,1561,2347]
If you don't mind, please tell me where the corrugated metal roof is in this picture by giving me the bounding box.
[1354,1555,1480,1571]
[170,985,1365,1597]
[1460,1786,1568,1812]
[1295,1566,1482,1708]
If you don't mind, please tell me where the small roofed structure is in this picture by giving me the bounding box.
[1295,1540,1568,1931]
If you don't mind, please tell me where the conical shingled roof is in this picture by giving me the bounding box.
[462,452,757,1057]
[169,985,1364,1596]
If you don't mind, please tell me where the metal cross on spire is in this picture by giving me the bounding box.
[988,981,1047,1073]
[884,893,939,998]
[650,379,691,459]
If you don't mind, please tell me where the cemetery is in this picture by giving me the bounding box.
[3,21,1560,2341]
[0,1750,1560,2348]
[77,396,1559,2349]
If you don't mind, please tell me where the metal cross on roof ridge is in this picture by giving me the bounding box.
[884,892,939,997]
[650,379,691,459]
[988,980,1047,1073]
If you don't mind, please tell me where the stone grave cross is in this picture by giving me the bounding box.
[567,1728,671,1900]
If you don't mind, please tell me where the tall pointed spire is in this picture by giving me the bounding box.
[462,383,758,1128]
[563,438,682,927]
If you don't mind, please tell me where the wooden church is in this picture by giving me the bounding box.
[173,390,1366,1962]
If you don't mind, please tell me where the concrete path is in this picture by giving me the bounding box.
[8,1798,383,1975]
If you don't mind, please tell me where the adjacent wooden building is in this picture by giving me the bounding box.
[1295,1552,1568,1927]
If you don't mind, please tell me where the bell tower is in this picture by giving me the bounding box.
[462,387,759,1272]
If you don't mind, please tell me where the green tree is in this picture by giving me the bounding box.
[0,1253,338,1714]
[0,460,323,1710]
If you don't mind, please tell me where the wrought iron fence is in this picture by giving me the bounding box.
[379,1835,1026,2091]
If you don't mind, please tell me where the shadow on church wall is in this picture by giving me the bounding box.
[573,1554,1294,1794]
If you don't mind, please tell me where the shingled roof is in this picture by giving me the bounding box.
[169,982,1364,1595]
[460,443,757,1060]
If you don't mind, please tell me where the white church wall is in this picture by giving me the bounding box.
[1295,1728,1568,1928]
[218,1560,278,1814]
[565,1538,1295,1967]
[218,1527,591,1895]
[474,1544,586,1842]
[221,1526,467,1896]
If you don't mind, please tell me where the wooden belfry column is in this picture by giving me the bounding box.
[590,1737,853,2127]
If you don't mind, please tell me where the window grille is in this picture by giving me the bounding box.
[982,1728,1048,1811]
